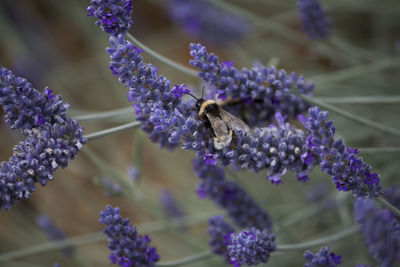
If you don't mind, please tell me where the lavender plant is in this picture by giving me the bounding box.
[0,0,399,267]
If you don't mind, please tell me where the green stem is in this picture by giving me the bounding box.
[376,197,400,218]
[358,147,400,153]
[84,121,142,141]
[315,96,400,104]
[310,58,400,84]
[0,212,214,262]
[300,94,400,138]
[277,225,358,251]
[126,33,199,78]
[73,107,134,122]
[156,251,213,267]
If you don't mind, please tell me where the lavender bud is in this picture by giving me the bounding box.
[304,246,342,267]
[227,227,276,266]
[297,0,331,40]
[88,0,133,36]
[100,205,160,267]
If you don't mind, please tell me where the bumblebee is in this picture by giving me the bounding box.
[195,98,250,150]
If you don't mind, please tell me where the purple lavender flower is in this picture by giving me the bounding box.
[0,66,69,131]
[193,157,273,230]
[303,107,381,197]
[304,247,342,267]
[208,215,234,263]
[36,215,74,256]
[170,84,190,99]
[189,43,314,127]
[297,0,331,40]
[99,205,160,267]
[107,34,193,150]
[354,198,400,266]
[0,117,85,210]
[166,0,250,46]
[227,227,276,266]
[159,190,185,219]
[88,0,133,36]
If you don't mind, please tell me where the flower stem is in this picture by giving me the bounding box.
[126,33,199,78]
[315,96,400,104]
[277,225,358,251]
[358,147,400,153]
[376,197,400,218]
[156,251,213,267]
[300,94,400,138]
[72,106,134,122]
[311,58,400,84]
[84,121,142,141]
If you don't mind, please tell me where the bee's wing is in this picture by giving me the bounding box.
[205,112,229,137]
[220,108,250,133]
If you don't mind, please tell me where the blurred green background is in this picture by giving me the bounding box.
[0,0,399,266]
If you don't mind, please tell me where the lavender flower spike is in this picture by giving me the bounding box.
[36,215,74,256]
[354,198,400,266]
[194,157,273,230]
[227,227,276,266]
[304,246,342,267]
[0,117,85,210]
[297,0,331,40]
[88,0,133,36]
[0,66,69,131]
[166,0,251,46]
[303,106,381,197]
[208,215,235,263]
[100,205,160,267]
[159,190,185,219]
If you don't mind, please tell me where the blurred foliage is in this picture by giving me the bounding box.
[0,0,399,266]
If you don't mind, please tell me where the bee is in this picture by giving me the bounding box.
[186,90,250,150]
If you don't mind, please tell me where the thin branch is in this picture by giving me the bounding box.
[358,147,400,153]
[73,107,134,122]
[84,121,142,141]
[300,94,400,138]
[376,197,400,218]
[277,225,358,251]
[315,96,400,104]
[310,58,400,84]
[156,251,213,267]
[126,33,199,78]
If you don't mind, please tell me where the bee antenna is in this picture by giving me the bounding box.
[185,92,200,101]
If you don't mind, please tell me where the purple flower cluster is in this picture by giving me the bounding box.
[189,43,314,127]
[0,117,85,210]
[227,227,276,266]
[107,34,194,150]
[0,66,86,210]
[208,215,234,263]
[0,66,69,130]
[304,247,342,267]
[88,0,133,36]
[297,0,331,40]
[354,198,400,266]
[99,205,160,267]
[166,0,250,46]
[97,176,123,197]
[194,157,272,229]
[36,215,74,256]
[303,107,381,198]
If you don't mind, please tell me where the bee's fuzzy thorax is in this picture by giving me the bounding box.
[198,100,216,116]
